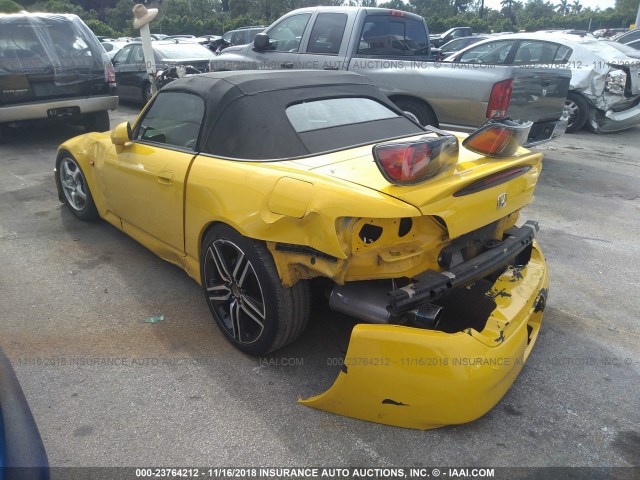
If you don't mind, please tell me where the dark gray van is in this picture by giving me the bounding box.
[0,13,118,136]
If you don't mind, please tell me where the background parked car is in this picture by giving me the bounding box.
[100,39,131,59]
[0,12,117,136]
[111,40,215,103]
[613,28,640,50]
[431,35,487,60]
[446,33,640,133]
[429,26,473,48]
[212,26,266,53]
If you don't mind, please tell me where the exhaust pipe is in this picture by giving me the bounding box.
[329,282,444,329]
[329,282,392,324]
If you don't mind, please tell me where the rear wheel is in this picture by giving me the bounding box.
[393,99,438,127]
[565,92,590,133]
[57,153,99,221]
[201,225,310,355]
[84,110,110,132]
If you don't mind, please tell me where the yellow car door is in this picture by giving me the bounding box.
[100,91,206,265]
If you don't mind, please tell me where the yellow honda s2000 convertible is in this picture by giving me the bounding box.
[55,71,549,430]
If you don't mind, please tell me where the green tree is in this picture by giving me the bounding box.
[104,0,136,35]
[84,17,119,36]
[555,0,569,15]
[500,0,516,21]
[615,0,639,19]
[379,0,406,10]
[571,0,581,13]
[29,0,84,14]
[0,0,23,12]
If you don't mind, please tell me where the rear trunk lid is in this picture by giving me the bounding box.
[293,135,543,238]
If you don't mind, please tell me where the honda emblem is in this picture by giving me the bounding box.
[497,193,508,209]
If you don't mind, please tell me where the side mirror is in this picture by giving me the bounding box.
[254,33,269,50]
[111,121,132,146]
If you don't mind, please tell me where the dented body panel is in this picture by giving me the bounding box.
[55,71,550,430]
[301,242,548,430]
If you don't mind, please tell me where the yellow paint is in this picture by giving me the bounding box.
[268,177,314,218]
[300,242,548,430]
[57,122,549,429]
[58,127,541,288]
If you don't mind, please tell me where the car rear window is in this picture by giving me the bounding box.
[207,94,423,160]
[154,44,215,60]
[356,15,429,57]
[286,98,399,132]
[0,14,106,76]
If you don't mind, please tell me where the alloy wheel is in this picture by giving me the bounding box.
[59,157,88,211]
[565,99,579,129]
[203,239,266,345]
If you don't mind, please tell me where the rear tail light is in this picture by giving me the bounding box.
[486,79,513,118]
[463,118,532,158]
[373,133,459,185]
[103,53,116,84]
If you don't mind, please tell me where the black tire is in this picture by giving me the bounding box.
[393,98,438,127]
[564,92,590,133]
[201,225,310,355]
[56,153,99,221]
[142,81,153,104]
[84,110,110,132]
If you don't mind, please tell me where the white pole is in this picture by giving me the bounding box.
[635,1,640,29]
[139,23,157,95]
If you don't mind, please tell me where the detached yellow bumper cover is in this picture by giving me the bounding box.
[301,242,548,430]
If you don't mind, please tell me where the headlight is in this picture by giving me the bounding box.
[605,68,626,95]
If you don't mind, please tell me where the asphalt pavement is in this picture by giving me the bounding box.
[0,104,638,473]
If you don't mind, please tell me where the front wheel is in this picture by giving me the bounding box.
[564,92,590,133]
[201,225,310,355]
[393,99,438,128]
[57,153,99,221]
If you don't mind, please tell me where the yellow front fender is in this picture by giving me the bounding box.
[301,242,548,430]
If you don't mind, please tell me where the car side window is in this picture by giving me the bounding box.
[457,40,514,64]
[267,13,312,52]
[306,13,347,55]
[231,30,245,45]
[129,45,144,67]
[112,44,132,65]
[135,92,205,151]
[554,45,572,63]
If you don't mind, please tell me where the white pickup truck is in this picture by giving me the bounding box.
[210,6,571,146]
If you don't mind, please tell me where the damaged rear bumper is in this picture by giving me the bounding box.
[300,240,548,430]
[590,100,640,133]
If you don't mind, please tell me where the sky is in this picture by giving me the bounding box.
[483,0,618,11]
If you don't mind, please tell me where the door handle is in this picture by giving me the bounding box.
[157,172,174,185]
[323,66,339,70]
[280,62,294,69]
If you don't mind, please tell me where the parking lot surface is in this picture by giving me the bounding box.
[1,104,639,470]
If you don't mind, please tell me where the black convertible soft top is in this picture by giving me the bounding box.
[160,70,424,160]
